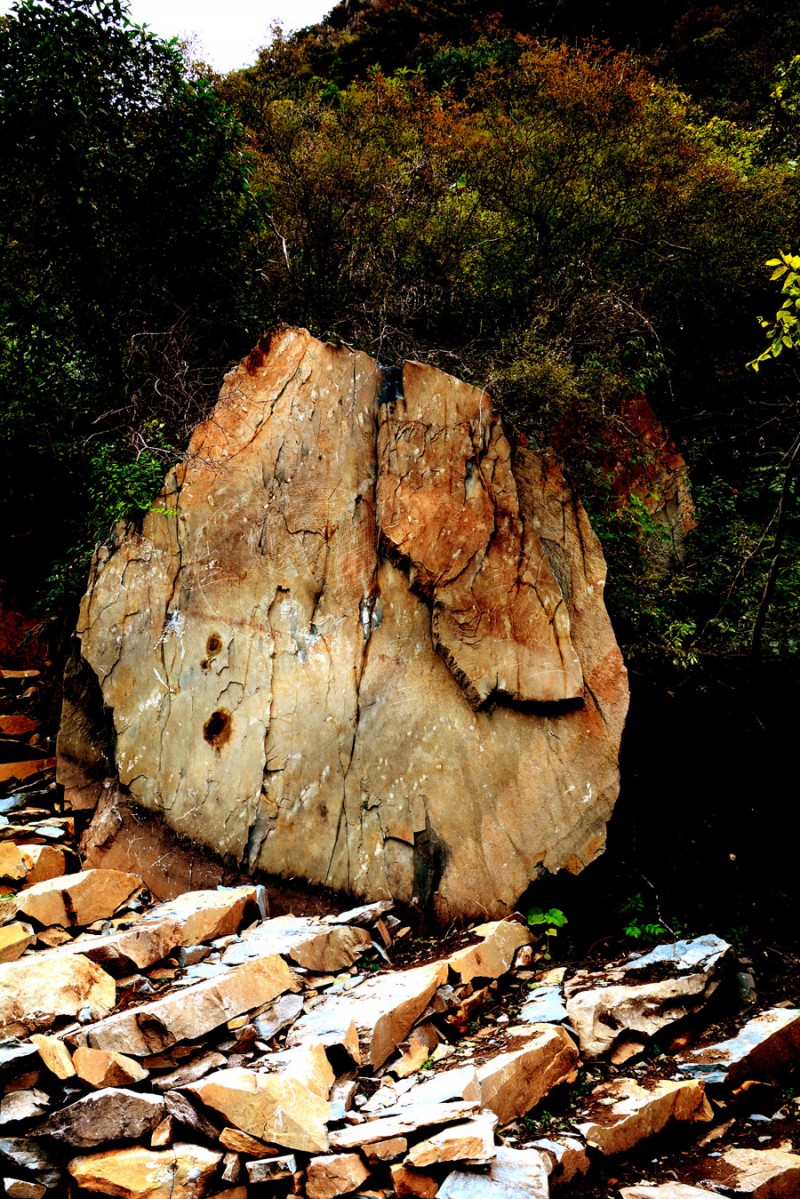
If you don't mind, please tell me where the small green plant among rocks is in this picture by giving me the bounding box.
[526,905,568,960]
[620,892,667,943]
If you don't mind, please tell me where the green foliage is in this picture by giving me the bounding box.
[4,0,800,706]
[620,895,666,943]
[87,422,175,542]
[527,906,568,960]
[749,252,800,369]
[618,892,688,943]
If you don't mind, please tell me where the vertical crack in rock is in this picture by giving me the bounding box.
[66,328,629,920]
[325,358,383,894]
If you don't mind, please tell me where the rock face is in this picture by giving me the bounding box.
[60,327,628,920]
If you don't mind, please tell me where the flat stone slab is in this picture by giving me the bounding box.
[15,868,142,927]
[0,952,115,1037]
[288,958,449,1069]
[306,1152,370,1199]
[220,914,371,973]
[87,953,298,1055]
[574,1077,712,1155]
[695,1146,800,1197]
[0,843,64,887]
[518,985,568,1025]
[189,1043,334,1153]
[42,1089,166,1148]
[620,1187,722,1198]
[68,1143,221,1199]
[405,1114,498,1168]
[678,1008,800,1085]
[329,1103,481,1150]
[476,1024,579,1124]
[448,921,533,984]
[565,935,733,1059]
[437,1146,551,1199]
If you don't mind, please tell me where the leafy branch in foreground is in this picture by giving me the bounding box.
[748,252,800,370]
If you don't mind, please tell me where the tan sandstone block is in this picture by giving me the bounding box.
[16,869,142,928]
[68,1143,221,1199]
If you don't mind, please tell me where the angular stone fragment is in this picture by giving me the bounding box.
[0,844,64,888]
[696,1146,800,1197]
[0,716,37,736]
[362,1136,408,1164]
[220,914,370,973]
[246,1155,297,1183]
[679,1008,800,1086]
[68,1143,222,1199]
[42,1089,166,1148]
[65,327,629,922]
[151,1051,226,1092]
[476,1025,579,1124]
[306,1152,370,1199]
[0,1090,49,1126]
[518,986,568,1026]
[189,1043,334,1153]
[0,759,55,786]
[220,1155,242,1185]
[406,1114,498,1168]
[323,900,394,926]
[288,958,448,1070]
[163,1093,220,1141]
[370,1065,481,1114]
[5,1180,47,1199]
[31,1034,75,1079]
[0,923,34,964]
[329,1102,480,1150]
[52,884,261,973]
[150,1116,174,1147]
[0,1043,40,1080]
[36,927,71,948]
[575,1077,712,1155]
[219,1127,277,1155]
[284,1001,361,1066]
[437,1145,551,1199]
[528,1136,590,1183]
[390,1023,441,1079]
[72,1046,149,1088]
[15,869,142,928]
[0,1138,62,1193]
[252,992,304,1042]
[0,953,115,1036]
[449,921,533,985]
[565,935,732,1059]
[390,1163,440,1198]
[88,953,298,1055]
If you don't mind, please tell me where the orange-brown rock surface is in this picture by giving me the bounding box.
[59,327,628,920]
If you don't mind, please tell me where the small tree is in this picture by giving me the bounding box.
[745,252,800,661]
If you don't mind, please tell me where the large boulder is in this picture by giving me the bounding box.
[58,328,628,920]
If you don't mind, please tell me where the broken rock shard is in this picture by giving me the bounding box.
[62,327,629,920]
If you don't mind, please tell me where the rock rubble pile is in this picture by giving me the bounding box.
[2,668,800,1198]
